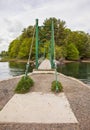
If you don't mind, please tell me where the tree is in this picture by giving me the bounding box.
[8,39,21,58]
[84,34,90,58]
[55,45,67,60]
[8,17,90,60]
[18,38,35,59]
[66,43,79,60]
[22,26,34,38]
[55,19,66,45]
[0,51,8,57]
[39,18,66,45]
[65,31,90,59]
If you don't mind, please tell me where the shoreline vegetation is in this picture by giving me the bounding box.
[0,57,90,64]
[0,57,34,63]
[0,18,90,63]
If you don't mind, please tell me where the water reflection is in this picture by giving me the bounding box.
[57,62,79,77]
[0,62,12,80]
[9,62,34,76]
[57,62,90,85]
[0,61,90,85]
[0,61,34,80]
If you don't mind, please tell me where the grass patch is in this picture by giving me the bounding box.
[51,80,63,93]
[15,76,34,94]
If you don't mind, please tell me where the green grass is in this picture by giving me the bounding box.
[51,80,63,93]
[15,76,34,94]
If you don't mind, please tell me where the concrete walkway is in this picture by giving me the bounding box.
[0,92,78,123]
[38,59,51,69]
[0,73,90,130]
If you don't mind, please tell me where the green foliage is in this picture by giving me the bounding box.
[51,80,63,92]
[8,17,90,61]
[55,45,67,60]
[66,43,79,60]
[8,26,35,60]
[65,31,90,59]
[39,41,51,58]
[84,35,90,58]
[40,17,66,45]
[0,51,8,57]
[22,26,34,38]
[15,76,34,94]
[18,38,33,59]
[8,39,21,58]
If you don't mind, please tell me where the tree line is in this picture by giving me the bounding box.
[8,17,90,61]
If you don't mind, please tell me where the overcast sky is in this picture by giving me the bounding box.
[0,0,90,52]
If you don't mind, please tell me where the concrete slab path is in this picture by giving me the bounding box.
[0,92,78,124]
[38,59,51,69]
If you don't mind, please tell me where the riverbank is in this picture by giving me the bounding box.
[63,59,90,63]
[0,58,34,63]
[0,73,90,130]
[0,57,90,64]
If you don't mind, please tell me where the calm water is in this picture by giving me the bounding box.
[0,62,34,80]
[57,62,90,85]
[0,61,90,86]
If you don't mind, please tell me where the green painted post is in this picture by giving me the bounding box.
[35,19,39,69]
[51,21,58,92]
[51,21,55,68]
[55,63,59,92]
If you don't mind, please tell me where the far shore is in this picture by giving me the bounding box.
[0,58,34,63]
[0,58,90,64]
[63,59,90,63]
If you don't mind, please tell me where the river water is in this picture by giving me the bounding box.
[0,61,90,86]
[57,62,90,85]
[0,62,33,80]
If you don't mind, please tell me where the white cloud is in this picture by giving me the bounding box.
[0,0,90,52]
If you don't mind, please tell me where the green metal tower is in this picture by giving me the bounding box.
[35,19,39,69]
[51,20,55,69]
[35,19,55,69]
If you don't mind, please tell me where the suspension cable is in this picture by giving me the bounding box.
[25,26,35,76]
[52,21,59,92]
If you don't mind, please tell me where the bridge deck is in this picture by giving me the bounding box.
[38,59,51,70]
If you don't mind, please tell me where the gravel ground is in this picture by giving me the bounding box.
[59,74,90,130]
[0,73,90,130]
[0,77,21,110]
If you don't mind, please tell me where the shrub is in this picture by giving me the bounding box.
[51,80,63,93]
[15,75,34,94]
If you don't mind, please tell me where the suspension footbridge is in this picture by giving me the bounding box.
[0,19,90,130]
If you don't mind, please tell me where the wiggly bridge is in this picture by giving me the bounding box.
[0,19,90,130]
